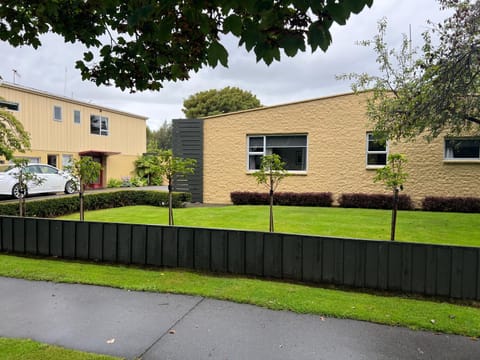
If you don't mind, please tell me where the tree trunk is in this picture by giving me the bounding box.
[269,171,274,232]
[390,187,399,241]
[79,183,85,221]
[168,181,174,226]
[18,170,24,217]
[269,190,274,232]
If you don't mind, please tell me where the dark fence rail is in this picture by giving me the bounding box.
[1,216,479,300]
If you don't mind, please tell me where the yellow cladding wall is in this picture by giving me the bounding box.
[0,83,146,179]
[203,92,480,206]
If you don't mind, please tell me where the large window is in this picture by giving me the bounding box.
[247,134,307,171]
[90,115,109,136]
[366,132,388,167]
[445,138,480,160]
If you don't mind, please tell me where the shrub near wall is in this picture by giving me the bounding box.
[338,193,414,210]
[422,196,480,213]
[0,190,192,218]
[230,192,333,207]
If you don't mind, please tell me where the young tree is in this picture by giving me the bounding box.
[339,0,480,141]
[0,1,373,92]
[10,159,43,217]
[67,157,102,221]
[374,154,408,241]
[157,150,196,226]
[252,154,288,232]
[182,87,262,118]
[0,98,30,159]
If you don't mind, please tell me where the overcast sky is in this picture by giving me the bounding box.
[0,0,450,130]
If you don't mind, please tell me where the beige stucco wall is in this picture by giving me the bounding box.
[0,82,147,183]
[203,92,480,206]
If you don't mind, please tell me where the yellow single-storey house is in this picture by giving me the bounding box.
[173,91,480,206]
[0,81,147,188]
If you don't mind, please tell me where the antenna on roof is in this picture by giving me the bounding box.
[12,69,21,84]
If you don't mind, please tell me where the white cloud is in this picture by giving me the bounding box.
[0,0,449,130]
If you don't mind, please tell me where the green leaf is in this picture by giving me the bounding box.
[308,22,332,52]
[83,51,94,62]
[290,0,310,12]
[325,2,349,25]
[223,14,243,36]
[207,41,229,67]
[344,0,369,14]
[280,33,305,57]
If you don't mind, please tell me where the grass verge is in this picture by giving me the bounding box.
[0,254,479,338]
[0,337,120,360]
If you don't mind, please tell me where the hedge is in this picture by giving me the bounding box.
[338,193,414,210]
[230,192,333,207]
[0,190,191,218]
[422,196,480,213]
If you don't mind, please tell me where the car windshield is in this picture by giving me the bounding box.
[0,164,15,173]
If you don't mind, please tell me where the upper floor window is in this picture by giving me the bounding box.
[74,110,81,124]
[53,106,62,121]
[90,115,109,136]
[366,132,388,167]
[0,100,19,111]
[247,134,307,171]
[445,138,480,160]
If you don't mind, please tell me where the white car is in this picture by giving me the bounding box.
[0,163,78,198]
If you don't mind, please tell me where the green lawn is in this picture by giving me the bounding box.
[0,337,120,360]
[0,254,479,338]
[60,205,480,246]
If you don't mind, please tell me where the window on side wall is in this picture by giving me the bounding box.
[247,134,307,171]
[90,115,109,136]
[366,132,387,167]
[53,106,62,121]
[445,138,480,160]
[74,110,81,124]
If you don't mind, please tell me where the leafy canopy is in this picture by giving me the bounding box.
[374,153,408,191]
[182,86,261,118]
[67,156,102,191]
[252,154,288,192]
[339,0,480,141]
[0,98,30,159]
[157,149,196,184]
[0,0,373,92]
[147,122,172,151]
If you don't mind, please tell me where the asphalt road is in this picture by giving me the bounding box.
[0,277,478,360]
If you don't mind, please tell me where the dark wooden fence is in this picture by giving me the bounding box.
[1,216,479,300]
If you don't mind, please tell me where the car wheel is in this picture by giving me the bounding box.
[12,183,27,199]
[64,180,77,194]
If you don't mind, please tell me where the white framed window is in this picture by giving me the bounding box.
[53,105,62,121]
[247,134,307,171]
[90,115,109,136]
[366,132,388,167]
[445,138,480,160]
[74,110,81,124]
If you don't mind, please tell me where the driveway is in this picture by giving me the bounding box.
[0,277,478,360]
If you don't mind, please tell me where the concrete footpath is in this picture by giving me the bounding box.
[0,277,478,360]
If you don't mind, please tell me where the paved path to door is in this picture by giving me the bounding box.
[0,277,478,359]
